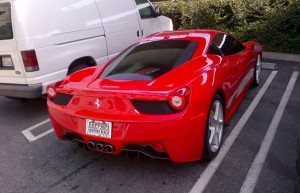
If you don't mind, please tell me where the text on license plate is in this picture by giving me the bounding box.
[86,119,112,138]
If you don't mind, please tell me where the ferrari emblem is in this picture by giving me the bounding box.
[95,99,101,109]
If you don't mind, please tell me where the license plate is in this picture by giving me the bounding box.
[86,119,112,138]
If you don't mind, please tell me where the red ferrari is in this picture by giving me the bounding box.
[47,30,263,163]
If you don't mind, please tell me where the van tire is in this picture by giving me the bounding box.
[67,63,90,75]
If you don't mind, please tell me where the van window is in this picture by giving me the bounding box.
[135,0,156,19]
[0,3,13,40]
[101,40,198,80]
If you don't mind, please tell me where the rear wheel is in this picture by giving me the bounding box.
[203,94,224,160]
[67,63,90,75]
[251,54,262,87]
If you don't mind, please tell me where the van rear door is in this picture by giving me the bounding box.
[0,2,26,84]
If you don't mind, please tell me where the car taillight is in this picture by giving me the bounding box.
[21,50,39,72]
[168,87,191,110]
[47,85,57,99]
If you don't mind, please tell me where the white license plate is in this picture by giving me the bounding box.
[86,119,112,138]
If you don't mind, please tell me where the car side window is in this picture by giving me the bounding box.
[212,33,245,56]
[207,44,223,56]
[135,0,156,19]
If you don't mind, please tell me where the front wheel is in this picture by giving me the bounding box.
[251,54,262,87]
[203,94,224,160]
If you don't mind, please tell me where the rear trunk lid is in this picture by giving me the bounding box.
[58,75,175,119]
[0,2,26,84]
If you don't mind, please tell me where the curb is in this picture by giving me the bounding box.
[262,62,277,70]
[263,52,300,63]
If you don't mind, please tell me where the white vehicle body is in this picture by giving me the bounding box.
[0,0,172,98]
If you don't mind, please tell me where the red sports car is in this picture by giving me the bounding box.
[47,30,263,163]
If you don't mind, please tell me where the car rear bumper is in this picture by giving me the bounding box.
[0,83,42,98]
[47,99,210,163]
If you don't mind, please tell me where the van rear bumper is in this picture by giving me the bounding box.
[0,83,42,98]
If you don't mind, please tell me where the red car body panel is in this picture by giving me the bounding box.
[47,30,262,163]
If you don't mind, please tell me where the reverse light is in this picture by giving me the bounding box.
[168,87,191,110]
[21,50,39,72]
[0,55,14,69]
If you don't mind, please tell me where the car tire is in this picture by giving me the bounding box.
[67,63,90,75]
[251,54,262,87]
[203,94,224,160]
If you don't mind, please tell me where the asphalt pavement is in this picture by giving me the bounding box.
[0,59,299,193]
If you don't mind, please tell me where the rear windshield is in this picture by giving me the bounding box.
[100,40,198,80]
[0,3,13,40]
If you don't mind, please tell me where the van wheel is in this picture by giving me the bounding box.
[203,94,224,160]
[67,63,89,75]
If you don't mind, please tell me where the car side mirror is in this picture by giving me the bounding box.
[154,7,162,17]
[253,44,263,52]
[244,42,263,53]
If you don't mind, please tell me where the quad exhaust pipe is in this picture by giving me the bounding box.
[105,144,114,153]
[96,143,104,151]
[86,141,114,153]
[87,141,95,150]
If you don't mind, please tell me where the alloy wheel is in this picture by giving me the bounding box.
[208,100,224,153]
[255,55,262,84]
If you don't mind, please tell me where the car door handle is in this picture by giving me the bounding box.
[137,30,144,37]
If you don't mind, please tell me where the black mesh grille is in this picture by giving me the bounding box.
[50,93,73,106]
[131,100,179,114]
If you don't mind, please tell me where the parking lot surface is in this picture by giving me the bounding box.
[0,59,299,193]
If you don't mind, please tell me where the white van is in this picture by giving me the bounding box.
[0,0,172,98]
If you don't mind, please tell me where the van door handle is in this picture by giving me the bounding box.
[137,30,140,37]
[141,29,144,37]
